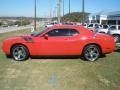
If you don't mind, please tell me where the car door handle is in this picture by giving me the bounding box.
[64,37,77,40]
[64,38,69,40]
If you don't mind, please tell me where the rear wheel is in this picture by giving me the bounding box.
[11,45,29,61]
[83,45,101,61]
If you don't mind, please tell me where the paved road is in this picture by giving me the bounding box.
[0,25,32,33]
[0,21,45,34]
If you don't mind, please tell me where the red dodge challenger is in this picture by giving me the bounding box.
[2,25,116,61]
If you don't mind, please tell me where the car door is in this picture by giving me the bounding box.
[33,28,80,56]
[61,29,82,55]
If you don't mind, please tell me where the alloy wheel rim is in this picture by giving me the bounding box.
[85,46,99,61]
[13,46,26,61]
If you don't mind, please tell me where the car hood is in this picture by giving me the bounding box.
[4,35,33,42]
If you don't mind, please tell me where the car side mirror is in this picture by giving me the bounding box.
[43,34,48,40]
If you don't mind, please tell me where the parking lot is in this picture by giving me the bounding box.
[0,0,120,89]
[0,28,120,90]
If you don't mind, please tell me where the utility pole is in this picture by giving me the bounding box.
[58,0,61,24]
[20,16,22,26]
[63,0,64,16]
[50,0,52,20]
[69,0,71,14]
[82,0,85,25]
[54,6,57,18]
[34,0,36,31]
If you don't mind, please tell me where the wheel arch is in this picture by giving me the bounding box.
[10,43,30,56]
[112,34,120,36]
[82,43,102,56]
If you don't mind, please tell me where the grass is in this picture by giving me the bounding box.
[0,29,120,90]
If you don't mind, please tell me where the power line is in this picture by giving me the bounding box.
[82,0,85,25]
[50,0,53,19]
[58,0,61,24]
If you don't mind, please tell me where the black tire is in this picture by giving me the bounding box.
[11,45,29,61]
[83,45,101,61]
[113,35,120,43]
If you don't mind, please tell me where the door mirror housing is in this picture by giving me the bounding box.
[43,34,48,40]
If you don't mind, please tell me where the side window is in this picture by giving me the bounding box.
[88,24,93,27]
[118,26,120,30]
[47,29,70,36]
[103,25,108,29]
[95,24,99,28]
[70,29,79,36]
[109,26,116,30]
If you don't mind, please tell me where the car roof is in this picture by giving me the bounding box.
[47,25,87,31]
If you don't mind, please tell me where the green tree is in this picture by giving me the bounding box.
[62,12,90,22]
[15,19,31,26]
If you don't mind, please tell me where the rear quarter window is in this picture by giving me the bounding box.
[70,29,80,36]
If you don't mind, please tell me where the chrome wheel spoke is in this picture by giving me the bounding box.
[12,46,27,61]
[84,45,100,61]
[14,52,18,56]
[17,54,21,59]
[92,53,98,57]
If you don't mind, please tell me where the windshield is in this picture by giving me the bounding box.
[31,29,47,37]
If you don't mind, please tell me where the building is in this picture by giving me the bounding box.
[88,11,120,25]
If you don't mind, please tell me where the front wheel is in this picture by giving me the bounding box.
[11,45,29,61]
[83,45,101,61]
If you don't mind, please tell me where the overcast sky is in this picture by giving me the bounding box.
[0,0,120,17]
